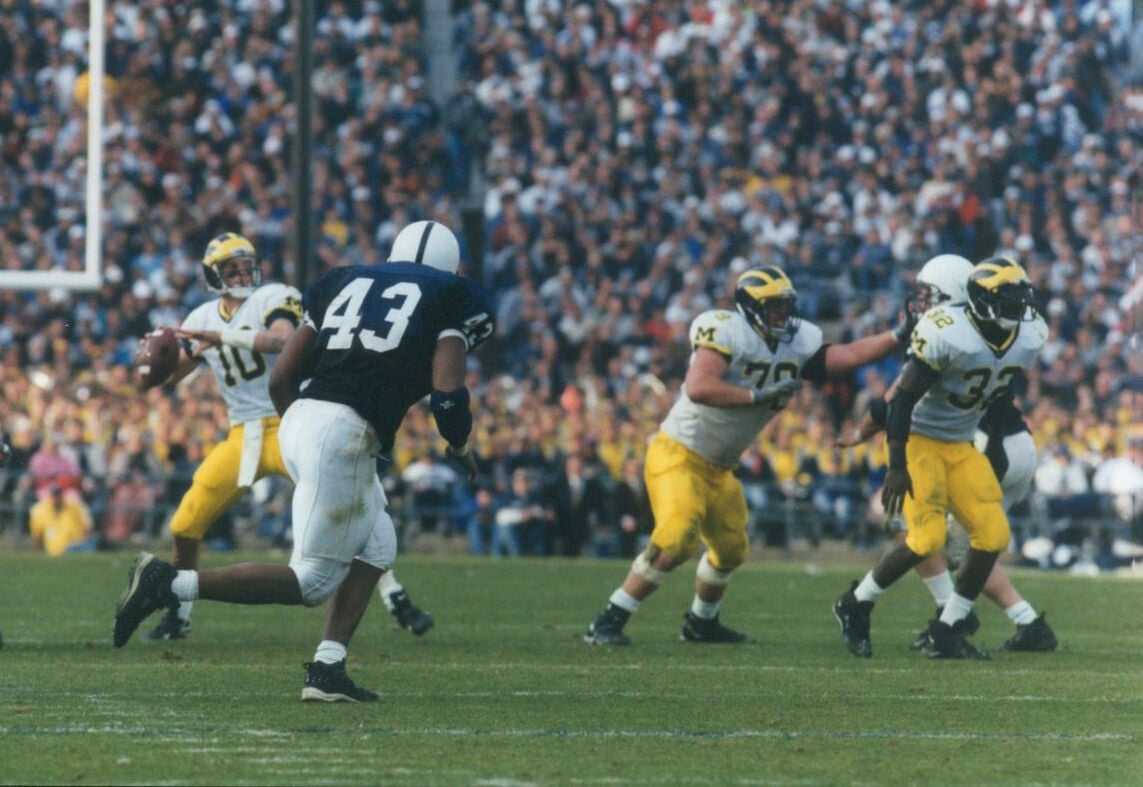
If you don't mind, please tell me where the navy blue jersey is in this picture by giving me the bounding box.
[299,263,495,451]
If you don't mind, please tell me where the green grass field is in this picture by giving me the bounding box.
[1,549,1140,785]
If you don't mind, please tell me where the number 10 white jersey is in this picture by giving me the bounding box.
[181,282,303,426]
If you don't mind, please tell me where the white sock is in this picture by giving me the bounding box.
[1005,600,1038,626]
[939,593,974,626]
[923,571,954,607]
[853,572,884,603]
[172,570,199,602]
[178,601,193,623]
[690,597,719,619]
[609,588,640,613]
[378,571,402,611]
[314,640,347,665]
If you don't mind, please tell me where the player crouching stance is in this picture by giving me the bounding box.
[834,256,1046,659]
[585,266,915,645]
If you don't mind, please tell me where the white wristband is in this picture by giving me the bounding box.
[220,329,257,350]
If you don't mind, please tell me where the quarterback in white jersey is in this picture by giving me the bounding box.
[835,256,1046,660]
[586,266,915,646]
[139,233,302,640]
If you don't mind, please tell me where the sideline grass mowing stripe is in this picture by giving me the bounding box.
[2,724,1133,742]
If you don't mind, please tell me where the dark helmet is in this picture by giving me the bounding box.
[735,266,799,342]
[966,256,1036,330]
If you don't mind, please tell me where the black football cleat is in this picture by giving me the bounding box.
[584,608,632,646]
[909,608,980,650]
[919,620,990,660]
[999,613,1058,652]
[143,607,191,641]
[388,590,434,636]
[680,612,755,643]
[301,660,380,703]
[113,552,178,648]
[834,580,873,658]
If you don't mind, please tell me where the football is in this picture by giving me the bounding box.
[136,327,180,389]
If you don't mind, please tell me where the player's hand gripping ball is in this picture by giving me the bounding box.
[136,327,179,389]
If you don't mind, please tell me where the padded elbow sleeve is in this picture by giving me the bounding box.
[868,398,888,429]
[885,388,918,442]
[430,387,472,447]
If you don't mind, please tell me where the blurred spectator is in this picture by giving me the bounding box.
[25,432,82,502]
[102,429,162,544]
[493,468,554,557]
[28,484,98,556]
[607,456,653,560]
[547,453,608,557]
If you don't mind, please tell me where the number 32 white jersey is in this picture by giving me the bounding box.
[908,304,1046,443]
[661,309,825,468]
[181,283,303,425]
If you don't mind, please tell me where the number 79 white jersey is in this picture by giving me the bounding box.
[181,282,303,425]
[908,304,1046,443]
[660,309,825,468]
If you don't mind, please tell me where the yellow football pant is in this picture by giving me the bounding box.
[644,432,749,571]
[169,416,288,541]
[901,433,1009,556]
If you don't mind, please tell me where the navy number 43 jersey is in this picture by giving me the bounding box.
[299,263,495,451]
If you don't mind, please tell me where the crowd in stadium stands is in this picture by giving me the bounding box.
[0,1,1139,564]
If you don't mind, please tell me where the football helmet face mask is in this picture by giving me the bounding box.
[735,267,800,343]
[388,220,460,274]
[202,233,261,298]
[911,254,973,314]
[966,256,1037,331]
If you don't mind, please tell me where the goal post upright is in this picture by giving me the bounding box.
[0,0,104,292]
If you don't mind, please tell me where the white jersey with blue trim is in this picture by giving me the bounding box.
[181,282,303,426]
[660,309,823,468]
[908,304,1046,443]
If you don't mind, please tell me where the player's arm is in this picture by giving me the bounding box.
[821,328,906,376]
[176,314,296,355]
[268,324,318,416]
[835,376,900,447]
[881,359,939,514]
[431,335,477,481]
[686,347,801,407]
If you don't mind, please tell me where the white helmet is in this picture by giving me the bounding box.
[914,253,974,309]
[388,220,460,274]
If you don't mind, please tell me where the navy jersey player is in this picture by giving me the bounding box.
[112,221,493,702]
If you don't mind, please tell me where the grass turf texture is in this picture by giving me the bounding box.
[1,551,1140,785]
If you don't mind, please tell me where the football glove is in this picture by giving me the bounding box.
[751,378,803,408]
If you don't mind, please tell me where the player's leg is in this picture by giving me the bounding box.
[681,469,753,643]
[981,432,1058,651]
[303,468,396,703]
[584,434,702,645]
[836,435,949,657]
[378,569,434,636]
[923,444,1007,659]
[907,525,980,649]
[145,432,247,640]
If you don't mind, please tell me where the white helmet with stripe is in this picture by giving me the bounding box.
[388,220,460,274]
